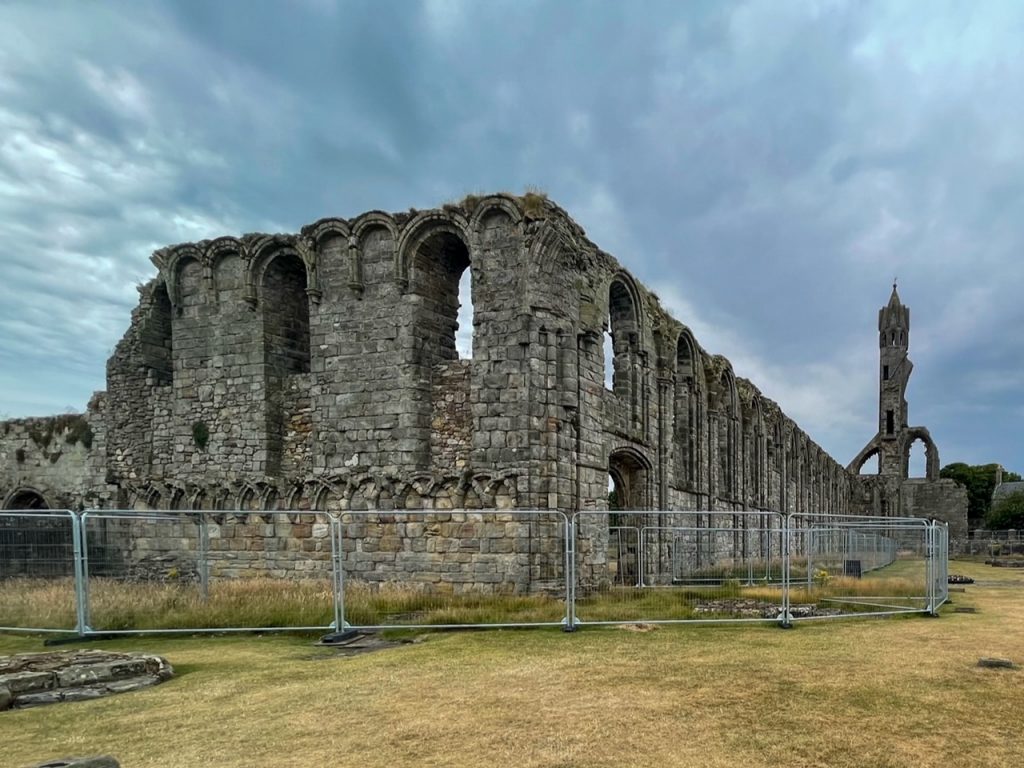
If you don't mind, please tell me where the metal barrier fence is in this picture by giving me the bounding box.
[0,509,948,636]
[785,514,940,621]
[573,511,786,625]
[336,510,570,630]
[0,510,79,633]
[952,530,1024,558]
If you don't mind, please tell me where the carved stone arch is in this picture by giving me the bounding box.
[166,484,189,511]
[489,474,518,509]
[849,439,881,475]
[608,446,654,511]
[606,271,646,350]
[308,217,352,244]
[131,483,164,512]
[235,483,262,513]
[904,426,940,480]
[348,475,381,511]
[468,194,523,238]
[188,488,207,512]
[409,473,440,499]
[260,485,280,513]
[674,327,705,390]
[396,210,472,291]
[526,221,571,278]
[712,365,740,500]
[673,328,705,489]
[304,479,334,512]
[205,236,246,268]
[156,244,207,312]
[343,212,398,296]
[2,486,52,510]
[351,211,398,243]
[246,238,313,305]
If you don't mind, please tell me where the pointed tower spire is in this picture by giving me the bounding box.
[888,278,903,309]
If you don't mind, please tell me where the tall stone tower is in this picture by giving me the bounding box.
[877,283,912,477]
[848,283,969,538]
[851,283,940,482]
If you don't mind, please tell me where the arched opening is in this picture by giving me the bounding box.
[608,449,650,586]
[674,334,700,487]
[607,280,639,409]
[0,489,69,579]
[3,488,49,510]
[608,449,650,513]
[603,329,614,390]
[456,267,473,359]
[262,253,311,375]
[411,231,471,367]
[907,438,928,478]
[856,449,880,476]
[141,283,173,386]
[716,371,738,501]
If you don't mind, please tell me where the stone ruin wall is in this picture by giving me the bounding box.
[0,192,920,592]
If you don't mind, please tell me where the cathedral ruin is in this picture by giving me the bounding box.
[0,193,967,539]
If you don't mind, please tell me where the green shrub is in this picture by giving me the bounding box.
[986,491,1024,530]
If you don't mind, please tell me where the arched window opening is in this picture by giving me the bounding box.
[607,280,638,402]
[603,329,614,390]
[263,253,311,375]
[456,267,473,359]
[4,488,49,510]
[674,335,699,486]
[717,372,737,499]
[608,450,650,585]
[411,231,471,367]
[907,439,927,478]
[857,450,880,476]
[141,283,173,386]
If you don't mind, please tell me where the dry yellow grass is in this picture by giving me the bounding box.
[0,558,1021,767]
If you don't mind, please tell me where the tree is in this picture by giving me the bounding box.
[940,463,1022,525]
[986,492,1024,530]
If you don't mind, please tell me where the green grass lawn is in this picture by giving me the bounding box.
[0,559,1021,767]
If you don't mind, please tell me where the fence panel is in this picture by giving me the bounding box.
[787,514,931,619]
[337,510,570,630]
[0,510,79,633]
[574,511,787,625]
[930,522,949,611]
[80,510,341,634]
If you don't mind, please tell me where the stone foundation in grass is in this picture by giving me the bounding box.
[0,650,172,710]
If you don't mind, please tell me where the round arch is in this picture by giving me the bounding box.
[396,210,472,290]
[3,487,51,510]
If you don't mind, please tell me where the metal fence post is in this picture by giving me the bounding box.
[563,514,577,631]
[197,512,210,601]
[779,513,792,627]
[71,511,92,636]
[328,513,348,632]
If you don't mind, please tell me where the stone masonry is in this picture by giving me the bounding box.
[0,193,966,586]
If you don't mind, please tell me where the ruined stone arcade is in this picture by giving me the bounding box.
[0,193,967,584]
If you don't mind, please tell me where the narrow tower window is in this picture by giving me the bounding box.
[883,365,889,381]
[886,410,894,435]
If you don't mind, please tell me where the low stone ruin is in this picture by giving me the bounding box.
[0,650,172,710]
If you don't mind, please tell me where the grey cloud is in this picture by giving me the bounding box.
[0,0,1020,472]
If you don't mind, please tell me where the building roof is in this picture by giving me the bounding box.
[993,481,1024,502]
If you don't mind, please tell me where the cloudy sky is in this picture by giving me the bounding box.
[0,0,1021,474]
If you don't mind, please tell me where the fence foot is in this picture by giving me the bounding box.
[776,611,794,629]
[320,629,360,644]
